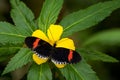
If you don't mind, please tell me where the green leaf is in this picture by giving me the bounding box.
[0,22,26,44]
[60,0,120,37]
[0,44,21,56]
[38,0,63,33]
[60,59,99,80]
[10,0,37,35]
[79,49,118,62]
[83,29,120,47]
[27,63,52,80]
[2,48,33,75]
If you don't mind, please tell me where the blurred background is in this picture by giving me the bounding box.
[0,0,120,80]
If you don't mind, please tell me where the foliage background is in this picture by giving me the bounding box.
[0,0,120,80]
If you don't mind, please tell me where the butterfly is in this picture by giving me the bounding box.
[25,36,81,68]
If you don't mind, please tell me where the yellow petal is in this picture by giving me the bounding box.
[32,54,48,65]
[54,63,66,68]
[47,24,63,45]
[56,38,75,50]
[32,30,49,42]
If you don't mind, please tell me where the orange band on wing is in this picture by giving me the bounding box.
[68,50,73,62]
[33,39,40,49]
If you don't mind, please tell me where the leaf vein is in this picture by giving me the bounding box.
[63,5,112,31]
[15,3,33,33]
[0,32,26,38]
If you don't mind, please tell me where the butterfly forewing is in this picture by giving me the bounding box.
[25,37,38,49]
[51,48,81,64]
[25,37,52,57]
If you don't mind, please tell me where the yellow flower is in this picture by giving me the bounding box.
[32,24,75,68]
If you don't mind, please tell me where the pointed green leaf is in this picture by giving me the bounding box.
[27,63,52,80]
[38,0,63,33]
[60,59,99,80]
[10,0,37,35]
[80,49,118,62]
[60,0,120,37]
[83,29,120,47]
[2,48,33,75]
[0,22,26,44]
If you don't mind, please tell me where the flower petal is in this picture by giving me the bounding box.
[32,54,48,65]
[47,24,63,45]
[56,38,75,50]
[54,63,66,68]
[32,30,49,42]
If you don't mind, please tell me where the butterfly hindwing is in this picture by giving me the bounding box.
[51,48,81,64]
[25,37,52,57]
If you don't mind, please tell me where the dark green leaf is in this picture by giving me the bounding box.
[51,65,65,80]
[79,49,118,62]
[83,29,120,47]
[27,63,52,80]
[60,59,99,80]
[0,22,25,44]
[2,48,33,75]
[60,0,120,37]
[38,0,63,33]
[0,56,10,62]
[10,0,37,35]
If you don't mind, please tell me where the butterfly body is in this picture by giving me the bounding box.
[25,37,81,67]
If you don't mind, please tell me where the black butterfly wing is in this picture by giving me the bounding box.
[25,37,37,49]
[25,37,52,57]
[51,48,81,64]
